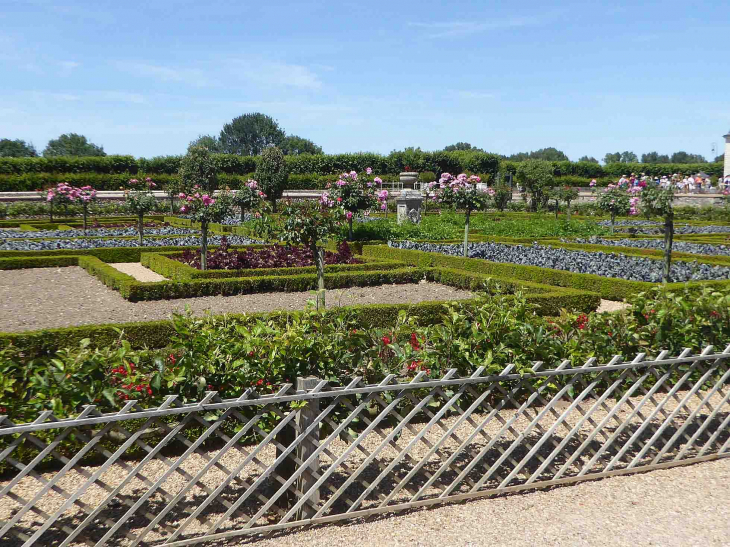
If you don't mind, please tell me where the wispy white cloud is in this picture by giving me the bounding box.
[228,59,323,90]
[58,60,80,70]
[33,91,80,101]
[408,17,541,37]
[455,91,496,100]
[115,61,209,86]
[101,91,145,104]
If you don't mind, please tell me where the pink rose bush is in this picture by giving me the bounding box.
[232,179,268,223]
[124,178,158,245]
[178,187,234,270]
[429,173,494,256]
[328,167,381,240]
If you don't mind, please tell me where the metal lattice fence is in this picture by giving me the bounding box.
[1,345,729,546]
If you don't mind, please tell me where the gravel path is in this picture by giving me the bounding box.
[0,267,474,332]
[246,458,730,547]
[109,262,168,282]
[597,299,631,313]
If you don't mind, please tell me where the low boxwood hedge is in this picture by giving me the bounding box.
[363,244,730,301]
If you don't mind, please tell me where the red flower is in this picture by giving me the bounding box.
[382,335,391,345]
[256,379,264,386]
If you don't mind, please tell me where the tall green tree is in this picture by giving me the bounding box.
[0,139,37,157]
[509,147,569,161]
[280,135,323,155]
[189,134,223,152]
[641,152,670,163]
[578,155,599,164]
[255,146,288,212]
[620,151,638,163]
[219,113,285,156]
[716,154,725,163]
[670,151,706,163]
[178,145,217,192]
[444,142,484,152]
[43,133,106,157]
[603,152,622,164]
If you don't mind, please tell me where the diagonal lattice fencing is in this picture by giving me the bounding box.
[1,345,729,546]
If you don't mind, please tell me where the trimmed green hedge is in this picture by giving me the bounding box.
[362,244,730,301]
[0,255,79,270]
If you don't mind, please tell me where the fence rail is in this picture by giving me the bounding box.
[1,345,729,546]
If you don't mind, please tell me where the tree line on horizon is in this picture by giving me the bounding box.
[0,113,723,165]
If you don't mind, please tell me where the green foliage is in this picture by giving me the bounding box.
[516,160,554,211]
[188,134,223,153]
[578,156,599,164]
[219,112,285,156]
[280,199,343,249]
[640,186,676,218]
[0,139,37,157]
[596,186,631,220]
[281,135,323,155]
[178,146,218,192]
[509,148,569,162]
[256,146,289,209]
[493,184,512,211]
[43,133,105,157]
[443,142,483,152]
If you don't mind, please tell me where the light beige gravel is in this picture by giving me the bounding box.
[109,262,168,282]
[597,299,631,313]
[0,267,474,332]
[246,458,730,547]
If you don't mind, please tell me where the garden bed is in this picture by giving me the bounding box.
[389,241,730,283]
[570,237,730,256]
[0,234,259,251]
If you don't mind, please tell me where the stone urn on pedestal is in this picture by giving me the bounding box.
[399,170,419,189]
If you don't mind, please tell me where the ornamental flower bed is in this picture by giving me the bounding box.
[173,237,360,270]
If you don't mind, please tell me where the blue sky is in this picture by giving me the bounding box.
[1,0,729,160]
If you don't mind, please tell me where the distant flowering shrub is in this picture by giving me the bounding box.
[232,179,267,222]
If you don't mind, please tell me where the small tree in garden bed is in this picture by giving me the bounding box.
[279,195,344,309]
[178,145,217,192]
[45,182,76,221]
[74,185,97,234]
[430,173,493,257]
[493,183,512,212]
[233,179,267,223]
[516,160,553,212]
[328,168,378,241]
[179,190,233,270]
[256,146,288,213]
[596,185,632,233]
[125,178,158,245]
[550,186,579,221]
[638,186,677,282]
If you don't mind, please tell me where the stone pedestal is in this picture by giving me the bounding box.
[396,190,423,224]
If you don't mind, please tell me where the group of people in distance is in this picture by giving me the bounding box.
[594,173,730,193]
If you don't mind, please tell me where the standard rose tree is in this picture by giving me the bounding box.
[279,195,344,309]
[430,173,493,257]
[596,184,633,233]
[178,189,233,270]
[124,178,157,245]
[233,179,267,223]
[45,182,76,221]
[75,185,97,234]
[328,168,378,241]
[637,186,677,282]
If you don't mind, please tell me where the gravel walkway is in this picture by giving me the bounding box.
[109,262,168,282]
[597,299,631,313]
[246,458,730,547]
[0,267,474,332]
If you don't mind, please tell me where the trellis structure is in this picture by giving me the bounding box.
[0,345,729,546]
